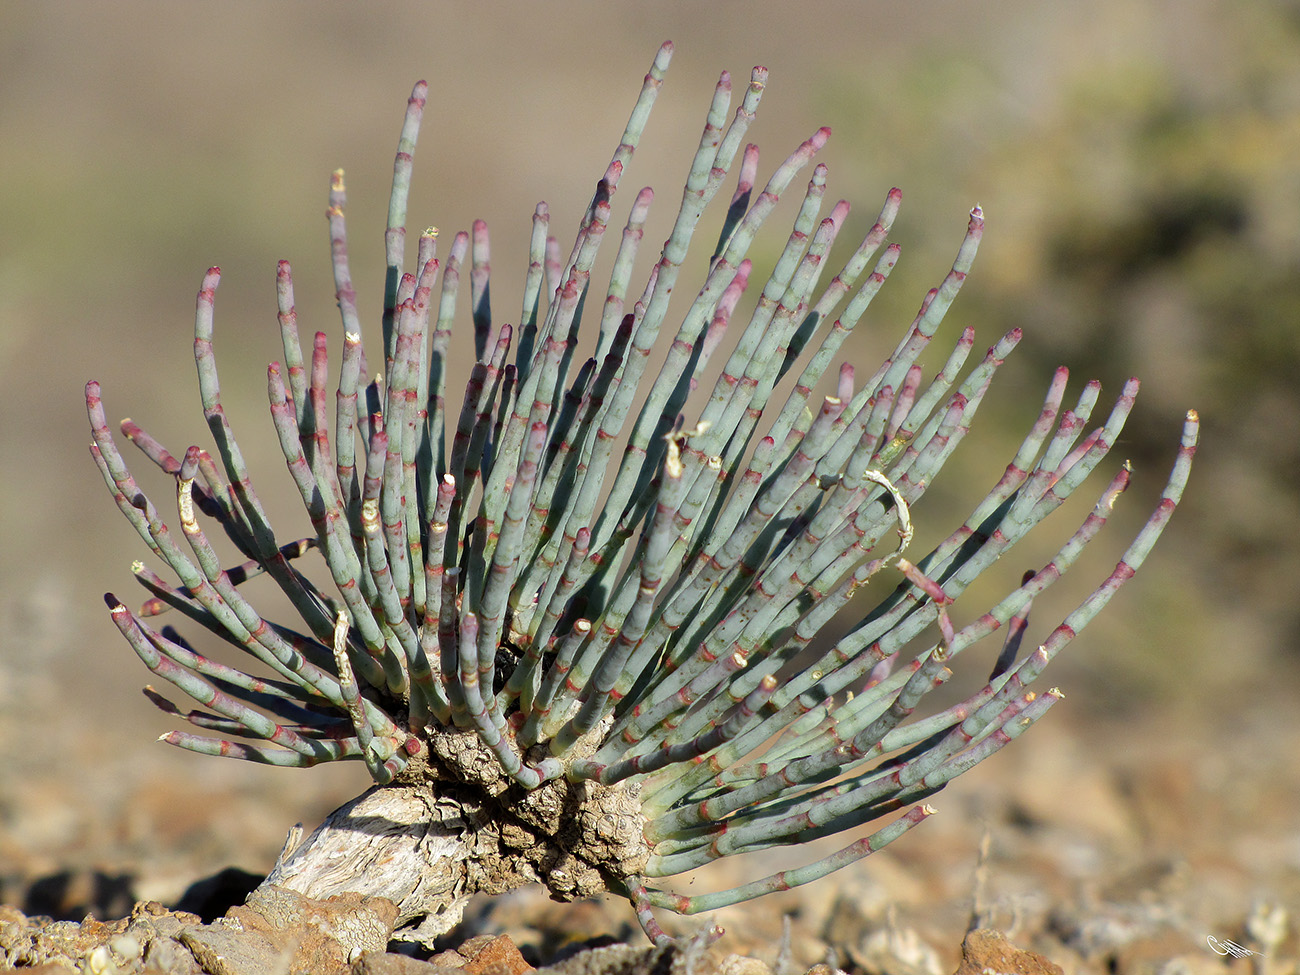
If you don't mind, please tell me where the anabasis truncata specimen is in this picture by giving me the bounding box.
[87,41,1197,947]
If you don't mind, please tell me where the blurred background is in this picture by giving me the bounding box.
[1,0,1296,961]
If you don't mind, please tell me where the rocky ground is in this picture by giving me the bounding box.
[1,698,1297,975]
[3,3,1298,973]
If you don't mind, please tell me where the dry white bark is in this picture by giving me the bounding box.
[261,783,490,942]
[253,730,651,947]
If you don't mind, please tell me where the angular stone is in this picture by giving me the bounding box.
[953,929,1063,975]
[178,922,293,975]
[238,883,400,957]
[459,933,534,975]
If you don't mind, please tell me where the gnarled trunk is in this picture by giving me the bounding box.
[258,783,495,944]
[252,742,651,949]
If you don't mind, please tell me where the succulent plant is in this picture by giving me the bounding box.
[86,42,1197,948]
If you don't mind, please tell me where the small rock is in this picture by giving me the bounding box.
[179,921,292,975]
[429,948,471,968]
[352,950,472,974]
[458,933,534,974]
[952,929,1063,975]
[141,932,204,975]
[238,883,400,957]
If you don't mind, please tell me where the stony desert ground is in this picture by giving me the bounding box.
[2,2,1297,972]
